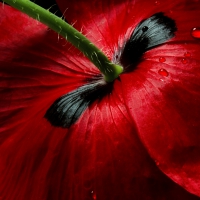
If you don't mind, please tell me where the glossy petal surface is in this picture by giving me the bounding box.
[56,0,200,197]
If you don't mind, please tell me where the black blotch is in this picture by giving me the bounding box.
[45,76,113,128]
[120,12,177,71]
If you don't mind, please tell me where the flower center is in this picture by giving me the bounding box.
[45,12,177,128]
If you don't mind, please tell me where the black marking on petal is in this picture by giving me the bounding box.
[45,76,113,128]
[120,12,177,71]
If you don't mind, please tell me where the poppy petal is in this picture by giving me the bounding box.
[1,73,199,199]
[121,4,200,197]
[0,3,100,134]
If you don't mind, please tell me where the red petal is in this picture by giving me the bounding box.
[0,4,99,134]
[1,69,199,199]
[120,3,200,197]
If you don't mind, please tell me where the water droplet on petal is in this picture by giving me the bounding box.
[154,1,160,5]
[191,27,200,39]
[184,52,191,57]
[91,191,97,200]
[181,58,188,64]
[142,26,148,32]
[159,57,166,63]
[158,68,169,77]
[155,160,160,166]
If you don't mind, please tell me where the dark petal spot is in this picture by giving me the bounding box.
[120,12,177,71]
[45,76,113,128]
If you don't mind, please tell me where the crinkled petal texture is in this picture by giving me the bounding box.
[0,2,200,200]
[57,0,200,197]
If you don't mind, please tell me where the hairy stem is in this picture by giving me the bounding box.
[3,0,123,82]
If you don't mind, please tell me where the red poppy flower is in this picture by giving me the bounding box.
[0,0,200,199]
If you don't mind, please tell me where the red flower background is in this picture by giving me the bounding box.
[0,0,200,199]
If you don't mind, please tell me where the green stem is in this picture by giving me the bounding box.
[3,0,123,82]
